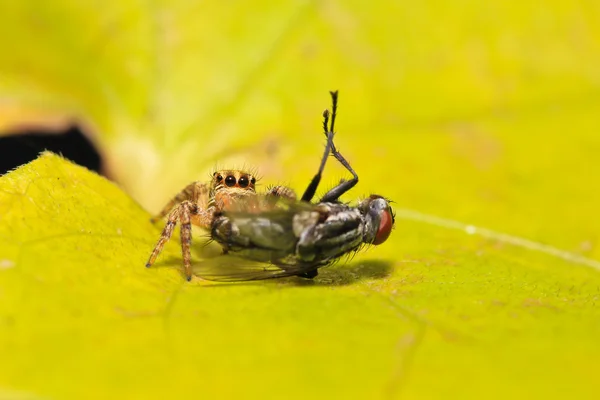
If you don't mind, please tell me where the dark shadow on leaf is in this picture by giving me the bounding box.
[314,259,394,286]
[150,255,393,287]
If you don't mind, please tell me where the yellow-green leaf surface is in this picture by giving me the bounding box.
[2,1,600,399]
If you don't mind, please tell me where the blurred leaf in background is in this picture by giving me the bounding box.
[1,1,600,399]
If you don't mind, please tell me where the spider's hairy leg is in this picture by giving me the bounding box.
[146,201,198,281]
[179,200,195,281]
[146,207,180,269]
[150,182,209,224]
[266,185,297,201]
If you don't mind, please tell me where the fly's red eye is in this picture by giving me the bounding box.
[238,176,249,188]
[225,175,236,187]
[373,208,393,245]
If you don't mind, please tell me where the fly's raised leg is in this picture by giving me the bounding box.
[300,128,333,202]
[319,91,359,202]
[301,90,358,203]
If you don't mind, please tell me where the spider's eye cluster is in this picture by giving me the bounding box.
[225,175,236,187]
[214,172,256,188]
[238,176,249,188]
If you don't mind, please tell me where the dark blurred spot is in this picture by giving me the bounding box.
[0,125,104,176]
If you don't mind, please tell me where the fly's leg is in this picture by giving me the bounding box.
[319,91,359,202]
[300,126,333,202]
[318,149,358,203]
[301,91,359,203]
[150,182,206,223]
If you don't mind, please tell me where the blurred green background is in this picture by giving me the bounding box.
[1,1,600,399]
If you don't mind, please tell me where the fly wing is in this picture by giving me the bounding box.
[212,196,319,254]
[202,197,329,281]
[192,254,321,282]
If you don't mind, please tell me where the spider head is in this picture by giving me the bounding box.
[212,170,258,192]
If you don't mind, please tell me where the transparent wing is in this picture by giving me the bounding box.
[212,196,321,254]
[220,194,317,215]
[201,196,339,281]
[192,254,323,282]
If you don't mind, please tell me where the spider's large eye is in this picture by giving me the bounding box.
[225,175,236,187]
[238,176,249,188]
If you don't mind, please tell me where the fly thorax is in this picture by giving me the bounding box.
[292,211,320,238]
[211,215,242,245]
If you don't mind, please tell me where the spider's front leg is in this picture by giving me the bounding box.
[146,206,180,270]
[150,182,208,223]
[146,170,261,281]
[178,200,196,281]
[266,185,297,201]
[146,181,212,280]
[146,200,209,281]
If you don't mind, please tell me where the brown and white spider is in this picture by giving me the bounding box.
[145,169,295,280]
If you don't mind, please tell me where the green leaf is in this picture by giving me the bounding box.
[2,151,599,398]
[2,1,600,399]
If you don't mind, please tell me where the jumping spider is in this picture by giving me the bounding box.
[145,169,295,280]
